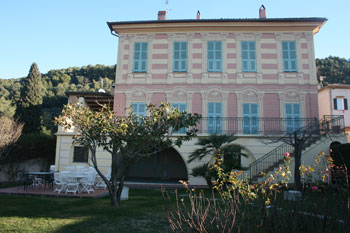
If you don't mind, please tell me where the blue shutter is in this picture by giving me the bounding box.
[207,41,222,72]
[133,42,148,72]
[207,102,222,134]
[242,103,258,134]
[173,42,187,72]
[171,103,187,134]
[131,102,146,117]
[285,103,301,133]
[241,41,256,72]
[282,41,297,72]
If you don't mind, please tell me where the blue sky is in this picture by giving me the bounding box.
[0,0,349,79]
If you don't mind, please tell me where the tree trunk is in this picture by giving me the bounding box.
[294,133,303,191]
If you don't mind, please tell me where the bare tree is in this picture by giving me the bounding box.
[0,116,24,161]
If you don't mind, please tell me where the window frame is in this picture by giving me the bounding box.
[282,41,298,72]
[207,41,222,72]
[173,41,188,72]
[241,41,257,72]
[72,146,89,163]
[133,42,148,73]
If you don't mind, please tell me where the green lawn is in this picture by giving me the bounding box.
[0,188,174,233]
[0,187,349,233]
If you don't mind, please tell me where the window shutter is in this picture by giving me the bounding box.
[207,102,222,134]
[131,103,146,117]
[208,41,222,72]
[345,98,348,110]
[241,41,256,72]
[173,42,187,72]
[133,42,148,72]
[333,98,338,110]
[282,41,297,72]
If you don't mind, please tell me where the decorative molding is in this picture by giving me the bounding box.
[274,33,282,41]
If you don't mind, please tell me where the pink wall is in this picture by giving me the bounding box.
[227,93,237,118]
[305,93,319,119]
[151,93,167,106]
[263,94,280,118]
[114,93,126,116]
[192,93,202,115]
[263,93,280,132]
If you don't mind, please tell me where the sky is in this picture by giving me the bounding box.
[0,0,349,79]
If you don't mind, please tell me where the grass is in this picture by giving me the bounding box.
[0,188,176,233]
[0,185,349,233]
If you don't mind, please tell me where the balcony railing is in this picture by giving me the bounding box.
[191,117,319,136]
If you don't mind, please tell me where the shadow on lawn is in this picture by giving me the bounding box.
[0,188,175,233]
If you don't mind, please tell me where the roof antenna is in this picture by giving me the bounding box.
[165,0,170,19]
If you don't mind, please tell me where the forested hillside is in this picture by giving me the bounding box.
[0,64,115,165]
[0,64,115,133]
[316,56,350,85]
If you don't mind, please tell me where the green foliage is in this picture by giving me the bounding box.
[316,56,350,85]
[188,134,247,186]
[20,62,44,107]
[0,97,16,117]
[1,133,56,165]
[0,64,116,135]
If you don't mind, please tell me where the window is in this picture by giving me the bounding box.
[334,97,348,111]
[242,103,258,134]
[207,102,222,134]
[130,102,146,117]
[171,103,187,134]
[282,41,297,72]
[241,41,256,72]
[207,41,222,72]
[73,146,88,163]
[133,42,148,72]
[285,103,301,134]
[173,42,187,72]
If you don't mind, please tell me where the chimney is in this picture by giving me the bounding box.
[259,5,266,19]
[158,10,167,20]
[196,10,200,20]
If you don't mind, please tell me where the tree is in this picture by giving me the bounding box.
[0,117,24,161]
[55,103,201,207]
[20,62,44,108]
[17,62,45,133]
[265,121,321,191]
[188,134,247,187]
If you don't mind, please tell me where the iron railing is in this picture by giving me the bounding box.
[245,115,345,182]
[193,117,318,135]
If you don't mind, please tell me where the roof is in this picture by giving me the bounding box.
[107,17,327,35]
[318,84,350,93]
[66,91,114,111]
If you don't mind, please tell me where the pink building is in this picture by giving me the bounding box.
[56,7,348,185]
[104,8,328,184]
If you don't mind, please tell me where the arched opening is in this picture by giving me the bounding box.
[126,147,188,182]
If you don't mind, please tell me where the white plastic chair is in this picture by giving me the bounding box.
[95,168,111,189]
[80,172,96,194]
[65,173,79,195]
[54,172,67,194]
[50,165,56,173]
[76,166,85,173]
[65,166,76,173]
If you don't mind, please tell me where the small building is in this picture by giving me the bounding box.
[318,84,350,136]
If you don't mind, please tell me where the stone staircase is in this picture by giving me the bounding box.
[242,115,345,183]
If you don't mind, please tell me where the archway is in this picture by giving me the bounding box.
[126,147,188,182]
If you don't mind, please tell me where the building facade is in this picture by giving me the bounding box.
[56,8,340,185]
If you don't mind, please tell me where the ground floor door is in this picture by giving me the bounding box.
[126,147,188,182]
